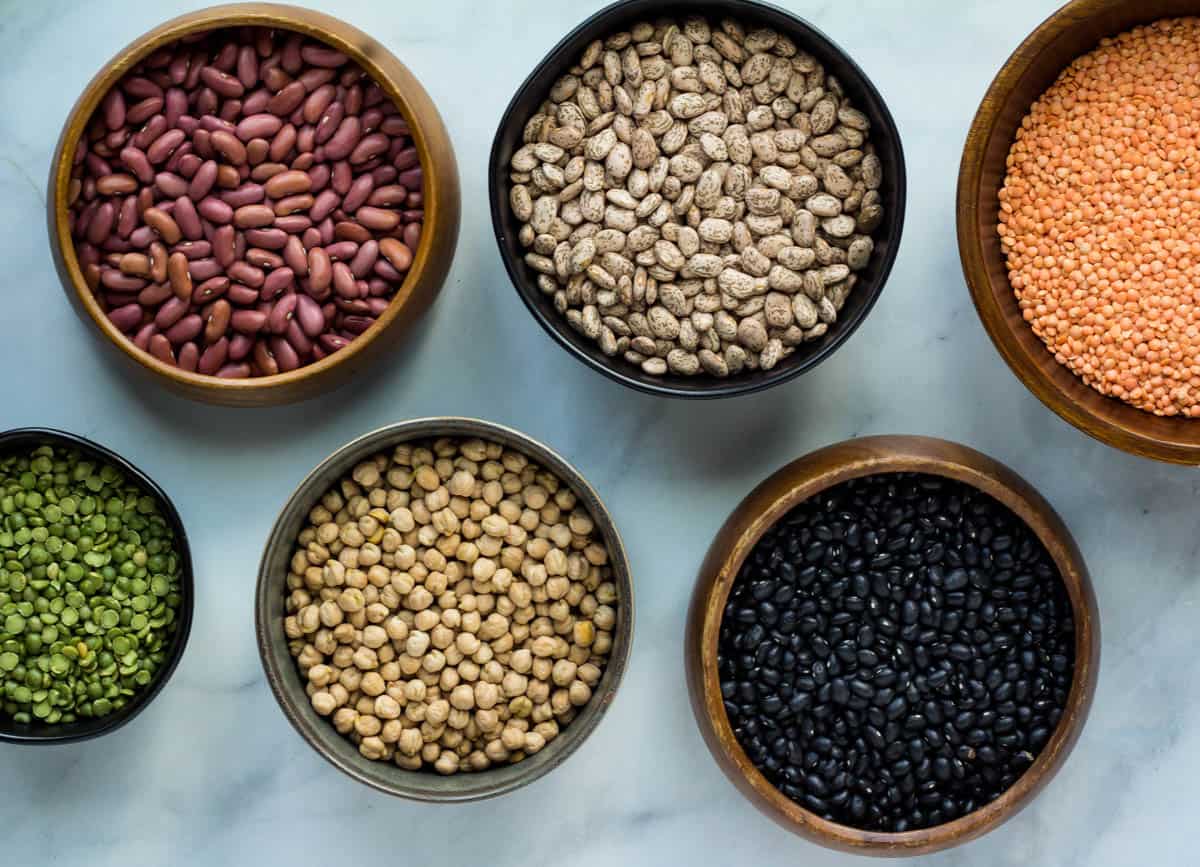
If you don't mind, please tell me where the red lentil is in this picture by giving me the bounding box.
[998,18,1200,417]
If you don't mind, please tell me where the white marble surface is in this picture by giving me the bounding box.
[0,0,1195,864]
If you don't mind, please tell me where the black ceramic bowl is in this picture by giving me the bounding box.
[489,0,906,399]
[0,428,194,744]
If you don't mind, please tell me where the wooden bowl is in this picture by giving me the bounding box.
[490,0,906,399]
[685,435,1099,856]
[0,427,194,745]
[47,3,460,407]
[958,0,1200,462]
[255,417,634,801]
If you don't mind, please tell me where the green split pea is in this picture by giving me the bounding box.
[0,444,183,725]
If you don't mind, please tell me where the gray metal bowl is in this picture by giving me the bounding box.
[255,417,634,800]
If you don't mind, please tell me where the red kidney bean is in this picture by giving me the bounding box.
[216,164,240,189]
[309,188,340,223]
[360,107,384,133]
[119,252,150,277]
[216,362,251,378]
[372,166,398,186]
[251,162,287,182]
[154,295,189,329]
[166,313,203,344]
[210,130,246,165]
[349,132,388,165]
[174,240,212,259]
[366,297,391,316]
[324,241,358,261]
[366,184,407,208]
[100,268,146,291]
[242,88,271,116]
[307,163,331,193]
[117,196,139,238]
[274,193,313,216]
[285,319,314,354]
[173,196,203,240]
[323,117,361,161]
[319,333,349,353]
[253,339,280,375]
[348,239,379,278]
[337,221,373,243]
[86,201,116,246]
[198,336,229,373]
[226,260,265,288]
[119,146,154,183]
[200,66,244,99]
[163,88,187,128]
[393,146,419,171]
[85,153,112,178]
[344,84,363,117]
[227,332,254,361]
[147,128,185,164]
[132,114,167,150]
[138,282,172,307]
[211,225,236,267]
[192,128,214,159]
[342,174,374,213]
[380,116,409,137]
[193,276,230,304]
[264,169,311,198]
[227,284,259,306]
[268,80,306,115]
[198,195,233,224]
[188,258,223,282]
[244,228,288,250]
[247,249,284,270]
[307,247,332,291]
[231,309,267,333]
[263,65,291,92]
[167,251,192,300]
[283,236,308,276]
[219,99,243,123]
[108,303,143,332]
[102,89,126,130]
[237,46,259,88]
[186,158,218,199]
[331,261,358,299]
[246,138,270,165]
[397,166,422,190]
[125,76,163,99]
[295,293,324,336]
[336,296,371,315]
[270,335,300,371]
[268,292,298,333]
[291,152,315,172]
[261,267,295,300]
[355,206,399,232]
[317,218,335,245]
[330,160,353,195]
[233,204,274,228]
[268,123,296,162]
[303,84,336,124]
[378,237,413,273]
[127,96,163,126]
[236,113,282,141]
[314,101,345,146]
[301,45,347,68]
[133,321,158,350]
[295,125,317,155]
[220,183,265,207]
[148,333,176,364]
[177,341,200,372]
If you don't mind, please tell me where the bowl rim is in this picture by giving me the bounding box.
[47,2,454,398]
[686,434,1099,855]
[0,427,194,744]
[488,0,907,400]
[254,416,635,800]
[956,0,1200,463]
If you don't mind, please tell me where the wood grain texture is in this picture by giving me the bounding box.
[685,435,1099,857]
[958,0,1200,463]
[46,3,461,406]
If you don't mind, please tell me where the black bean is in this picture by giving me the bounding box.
[717,472,1074,833]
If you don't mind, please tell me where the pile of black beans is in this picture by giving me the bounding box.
[717,473,1074,833]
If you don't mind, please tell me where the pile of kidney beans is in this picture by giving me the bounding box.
[718,472,1075,833]
[68,27,424,378]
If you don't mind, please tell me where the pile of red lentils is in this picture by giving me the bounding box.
[998,18,1200,417]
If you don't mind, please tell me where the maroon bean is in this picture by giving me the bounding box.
[263,65,291,93]
[344,84,363,117]
[101,88,125,130]
[193,276,230,304]
[267,292,298,333]
[154,296,189,329]
[187,159,218,199]
[372,166,398,186]
[319,333,349,353]
[282,235,308,276]
[267,80,306,115]
[336,297,371,315]
[349,132,389,165]
[308,247,332,291]
[177,341,200,372]
[166,314,203,344]
[86,201,116,246]
[270,335,301,371]
[216,362,251,378]
[219,99,243,123]
[139,285,175,312]
[308,163,331,193]
[236,112,283,141]
[331,261,358,299]
[397,166,422,191]
[117,196,139,238]
[347,240,379,278]
[244,228,288,249]
[367,184,408,207]
[318,218,335,245]
[213,225,236,267]
[133,321,158,350]
[323,116,361,161]
[100,268,146,292]
[373,257,402,282]
[175,241,213,260]
[281,34,304,74]
[147,128,185,164]
[228,332,254,360]
[324,241,358,261]
[301,45,347,68]
[108,303,143,332]
[132,114,167,150]
[331,160,353,195]
[198,195,233,224]
[198,336,229,373]
[360,107,384,133]
[85,153,113,178]
[163,88,187,127]
[302,227,321,250]
[200,66,244,99]
[163,142,194,174]
[149,334,176,364]
[285,319,314,354]
[314,101,344,145]
[295,293,324,336]
[118,146,155,184]
[261,267,295,299]
[247,249,284,271]
[228,261,266,287]
[231,309,267,333]
[309,189,340,223]
[221,183,265,207]
[343,174,374,213]
[227,284,260,306]
[243,87,271,116]
[298,67,336,92]
[127,96,163,125]
[381,116,409,137]
[237,45,259,89]
[125,76,163,99]
[394,146,419,171]
[188,258,223,282]
[173,196,204,240]
[302,84,336,124]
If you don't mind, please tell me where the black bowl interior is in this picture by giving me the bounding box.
[0,428,194,744]
[490,0,907,399]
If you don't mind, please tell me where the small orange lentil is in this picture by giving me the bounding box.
[1000,18,1200,417]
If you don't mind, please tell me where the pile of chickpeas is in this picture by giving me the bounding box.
[283,436,617,775]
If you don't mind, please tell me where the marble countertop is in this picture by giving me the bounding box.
[0,1,1193,864]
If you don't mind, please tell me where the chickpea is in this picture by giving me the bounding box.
[311,691,336,715]
[568,680,592,707]
[361,671,386,697]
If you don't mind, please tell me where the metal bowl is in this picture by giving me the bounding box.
[0,427,194,744]
[255,417,634,800]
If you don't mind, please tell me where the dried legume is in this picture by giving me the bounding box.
[508,16,884,377]
[283,436,616,774]
[718,473,1073,832]
[69,27,424,379]
[999,19,1200,416]
[0,444,184,724]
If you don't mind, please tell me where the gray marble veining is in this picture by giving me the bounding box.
[1,1,1196,864]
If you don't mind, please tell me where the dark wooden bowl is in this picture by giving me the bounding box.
[685,435,1099,856]
[0,428,194,744]
[47,3,460,407]
[255,418,634,801]
[958,0,1200,463]
[489,0,906,399]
